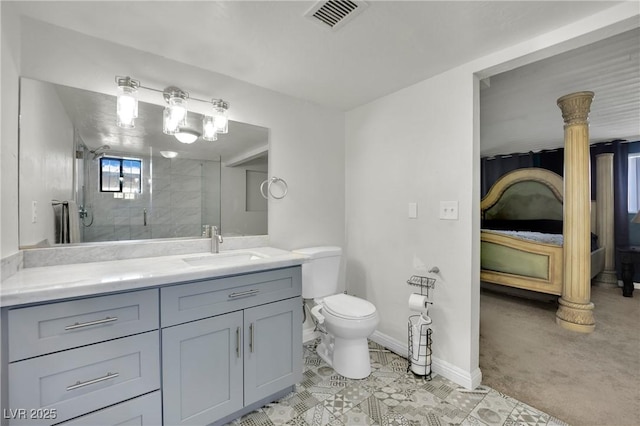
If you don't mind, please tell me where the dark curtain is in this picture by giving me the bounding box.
[481,152,534,196]
[591,140,637,279]
[481,149,564,196]
[533,149,564,177]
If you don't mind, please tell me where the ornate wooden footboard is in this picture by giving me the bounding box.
[481,168,565,295]
[481,230,563,295]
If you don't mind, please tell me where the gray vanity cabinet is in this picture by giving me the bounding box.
[161,267,303,426]
[3,265,302,426]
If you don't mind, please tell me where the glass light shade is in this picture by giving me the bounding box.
[116,85,138,128]
[202,115,218,141]
[174,129,199,144]
[162,107,178,134]
[213,107,228,134]
[162,96,187,135]
[160,150,178,159]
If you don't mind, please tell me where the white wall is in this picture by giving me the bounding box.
[345,2,638,388]
[19,78,74,246]
[221,162,268,236]
[1,3,21,258]
[346,67,480,385]
[1,17,345,254]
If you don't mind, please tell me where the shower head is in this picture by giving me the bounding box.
[90,145,111,159]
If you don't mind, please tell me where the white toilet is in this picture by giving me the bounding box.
[294,246,379,379]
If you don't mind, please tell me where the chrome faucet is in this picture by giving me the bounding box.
[211,225,223,253]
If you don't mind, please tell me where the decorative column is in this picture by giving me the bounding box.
[556,91,596,333]
[594,153,618,286]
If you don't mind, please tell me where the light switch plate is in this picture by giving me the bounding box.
[439,201,458,220]
[408,202,418,219]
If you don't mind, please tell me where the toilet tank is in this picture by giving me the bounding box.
[293,246,342,299]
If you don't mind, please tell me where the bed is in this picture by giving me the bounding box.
[481,168,606,295]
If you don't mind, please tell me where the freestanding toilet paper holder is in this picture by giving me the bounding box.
[406,272,438,379]
[407,274,436,296]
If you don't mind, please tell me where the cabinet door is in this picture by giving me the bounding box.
[162,311,243,426]
[244,297,302,406]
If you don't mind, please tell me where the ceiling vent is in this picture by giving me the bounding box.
[305,0,368,31]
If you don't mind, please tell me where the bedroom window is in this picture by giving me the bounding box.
[100,157,142,197]
[628,153,640,213]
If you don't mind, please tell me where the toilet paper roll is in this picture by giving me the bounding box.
[408,293,429,313]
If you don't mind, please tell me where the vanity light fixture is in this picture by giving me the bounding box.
[116,76,139,128]
[115,75,230,143]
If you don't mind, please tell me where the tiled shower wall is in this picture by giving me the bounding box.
[82,153,221,242]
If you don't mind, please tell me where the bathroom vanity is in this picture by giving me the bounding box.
[0,248,305,426]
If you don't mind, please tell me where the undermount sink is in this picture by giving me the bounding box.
[182,252,265,267]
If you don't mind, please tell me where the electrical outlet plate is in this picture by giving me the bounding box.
[439,201,458,220]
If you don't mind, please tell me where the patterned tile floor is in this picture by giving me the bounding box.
[226,340,566,426]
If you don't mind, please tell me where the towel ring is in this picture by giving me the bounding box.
[260,176,288,200]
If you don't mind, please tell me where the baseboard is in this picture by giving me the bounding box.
[370,330,408,357]
[369,330,482,390]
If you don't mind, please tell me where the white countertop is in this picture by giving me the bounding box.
[0,247,307,307]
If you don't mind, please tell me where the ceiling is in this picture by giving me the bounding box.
[11,1,639,156]
[480,27,640,156]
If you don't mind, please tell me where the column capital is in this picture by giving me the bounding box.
[557,91,594,126]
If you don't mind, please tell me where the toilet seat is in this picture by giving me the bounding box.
[322,294,377,320]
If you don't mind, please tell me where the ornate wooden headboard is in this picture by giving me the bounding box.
[481,168,563,221]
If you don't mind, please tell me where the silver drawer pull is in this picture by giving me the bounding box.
[236,327,241,358]
[65,316,118,330]
[66,372,119,391]
[249,323,254,353]
[228,289,259,299]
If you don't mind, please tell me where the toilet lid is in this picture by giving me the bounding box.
[323,294,377,319]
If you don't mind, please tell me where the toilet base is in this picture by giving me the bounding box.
[315,335,372,379]
[332,337,371,379]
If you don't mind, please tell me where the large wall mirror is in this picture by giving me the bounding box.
[19,77,269,248]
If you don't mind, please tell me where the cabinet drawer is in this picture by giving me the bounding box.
[57,391,161,426]
[161,267,301,327]
[8,289,158,361]
[8,331,160,425]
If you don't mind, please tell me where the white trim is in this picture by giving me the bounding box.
[369,330,482,390]
[370,330,408,357]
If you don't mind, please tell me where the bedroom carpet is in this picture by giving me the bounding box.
[480,285,640,426]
